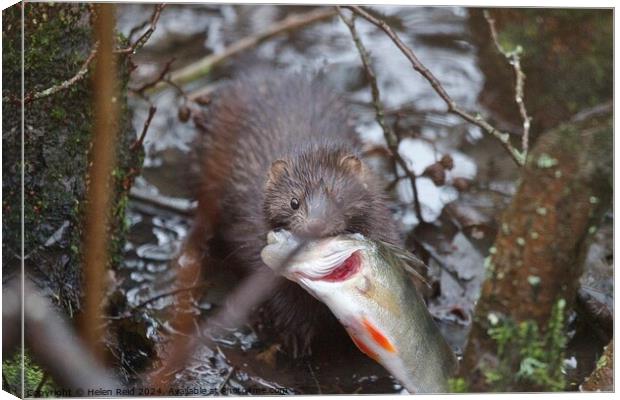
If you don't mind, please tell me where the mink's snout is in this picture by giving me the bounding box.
[298,191,346,239]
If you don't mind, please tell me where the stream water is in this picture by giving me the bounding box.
[112,4,612,394]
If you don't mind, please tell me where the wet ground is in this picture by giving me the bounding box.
[112,5,612,394]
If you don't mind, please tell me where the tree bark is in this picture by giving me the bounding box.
[2,2,137,316]
[2,4,140,395]
[580,340,613,392]
[460,106,612,391]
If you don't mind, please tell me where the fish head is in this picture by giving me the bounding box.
[261,230,372,301]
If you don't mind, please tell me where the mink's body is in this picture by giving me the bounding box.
[193,71,401,357]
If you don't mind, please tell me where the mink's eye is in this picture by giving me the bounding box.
[290,198,300,210]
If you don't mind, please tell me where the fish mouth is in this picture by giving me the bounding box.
[266,229,294,245]
[266,230,278,245]
[297,250,361,282]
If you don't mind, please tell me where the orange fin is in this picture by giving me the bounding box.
[349,334,379,361]
[363,317,396,353]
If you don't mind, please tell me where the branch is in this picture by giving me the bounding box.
[131,283,211,311]
[3,42,99,105]
[130,105,157,151]
[152,7,337,93]
[484,10,532,155]
[337,7,425,224]
[346,6,525,167]
[115,4,166,54]
[129,187,196,215]
[130,58,176,94]
[78,4,119,361]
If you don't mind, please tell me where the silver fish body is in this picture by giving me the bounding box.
[261,230,458,394]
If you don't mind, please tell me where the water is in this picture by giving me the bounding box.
[111,4,610,393]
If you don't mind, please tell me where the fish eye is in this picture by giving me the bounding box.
[290,198,300,210]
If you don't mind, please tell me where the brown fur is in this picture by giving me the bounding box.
[193,71,401,357]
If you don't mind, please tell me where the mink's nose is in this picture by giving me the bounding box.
[304,190,344,238]
[305,219,329,238]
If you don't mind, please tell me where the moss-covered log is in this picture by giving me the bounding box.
[3,2,142,395]
[580,340,613,392]
[459,107,612,392]
[2,3,137,315]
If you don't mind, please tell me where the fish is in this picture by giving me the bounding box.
[260,229,458,394]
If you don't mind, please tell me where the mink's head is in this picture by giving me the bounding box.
[263,149,380,239]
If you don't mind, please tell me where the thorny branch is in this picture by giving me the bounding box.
[337,8,425,224]
[346,6,526,167]
[484,10,532,155]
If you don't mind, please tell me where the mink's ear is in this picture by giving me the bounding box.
[339,154,364,175]
[267,159,289,183]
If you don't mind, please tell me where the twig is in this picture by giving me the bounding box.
[132,282,210,310]
[130,58,175,94]
[127,17,151,43]
[115,4,166,54]
[5,42,99,105]
[152,7,337,93]
[409,234,466,291]
[337,8,425,223]
[130,105,157,151]
[217,367,235,394]
[129,187,197,215]
[484,10,532,155]
[78,4,119,361]
[346,6,525,167]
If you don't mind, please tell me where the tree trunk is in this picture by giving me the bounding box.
[2,2,141,395]
[460,106,612,392]
[580,340,613,392]
[2,2,138,316]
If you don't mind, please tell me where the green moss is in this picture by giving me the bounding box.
[595,351,609,370]
[3,3,137,316]
[499,10,612,116]
[448,377,468,393]
[482,298,567,391]
[3,351,57,397]
[536,153,559,169]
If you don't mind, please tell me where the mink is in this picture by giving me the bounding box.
[192,70,401,357]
